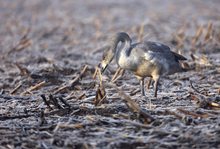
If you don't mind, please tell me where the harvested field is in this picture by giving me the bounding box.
[0,0,220,148]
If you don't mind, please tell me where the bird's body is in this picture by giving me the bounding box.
[101,32,186,97]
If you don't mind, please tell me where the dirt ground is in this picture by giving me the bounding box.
[0,0,220,148]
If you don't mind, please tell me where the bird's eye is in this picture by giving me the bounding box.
[102,51,108,59]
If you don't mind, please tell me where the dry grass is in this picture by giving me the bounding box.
[0,0,220,148]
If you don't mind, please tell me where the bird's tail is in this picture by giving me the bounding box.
[172,52,187,61]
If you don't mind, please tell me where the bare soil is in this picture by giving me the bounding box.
[0,0,220,148]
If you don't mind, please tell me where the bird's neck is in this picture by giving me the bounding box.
[110,33,131,53]
[115,42,133,69]
[109,32,132,68]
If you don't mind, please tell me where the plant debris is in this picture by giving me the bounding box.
[0,0,220,148]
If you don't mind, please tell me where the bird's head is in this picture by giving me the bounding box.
[99,32,131,74]
[99,47,114,74]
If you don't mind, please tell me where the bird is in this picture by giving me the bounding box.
[100,32,187,97]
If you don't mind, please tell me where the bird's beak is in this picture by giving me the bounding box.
[101,64,108,74]
[99,62,108,74]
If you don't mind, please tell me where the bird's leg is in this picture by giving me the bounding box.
[146,78,152,89]
[140,78,145,96]
[153,76,160,98]
[139,78,154,109]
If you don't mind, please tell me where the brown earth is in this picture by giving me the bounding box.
[0,0,220,148]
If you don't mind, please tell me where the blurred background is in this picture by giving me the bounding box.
[0,0,219,63]
[0,1,220,148]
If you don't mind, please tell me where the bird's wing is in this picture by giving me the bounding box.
[132,41,171,61]
[132,41,186,62]
[147,41,171,52]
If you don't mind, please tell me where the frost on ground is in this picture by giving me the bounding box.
[0,0,220,148]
